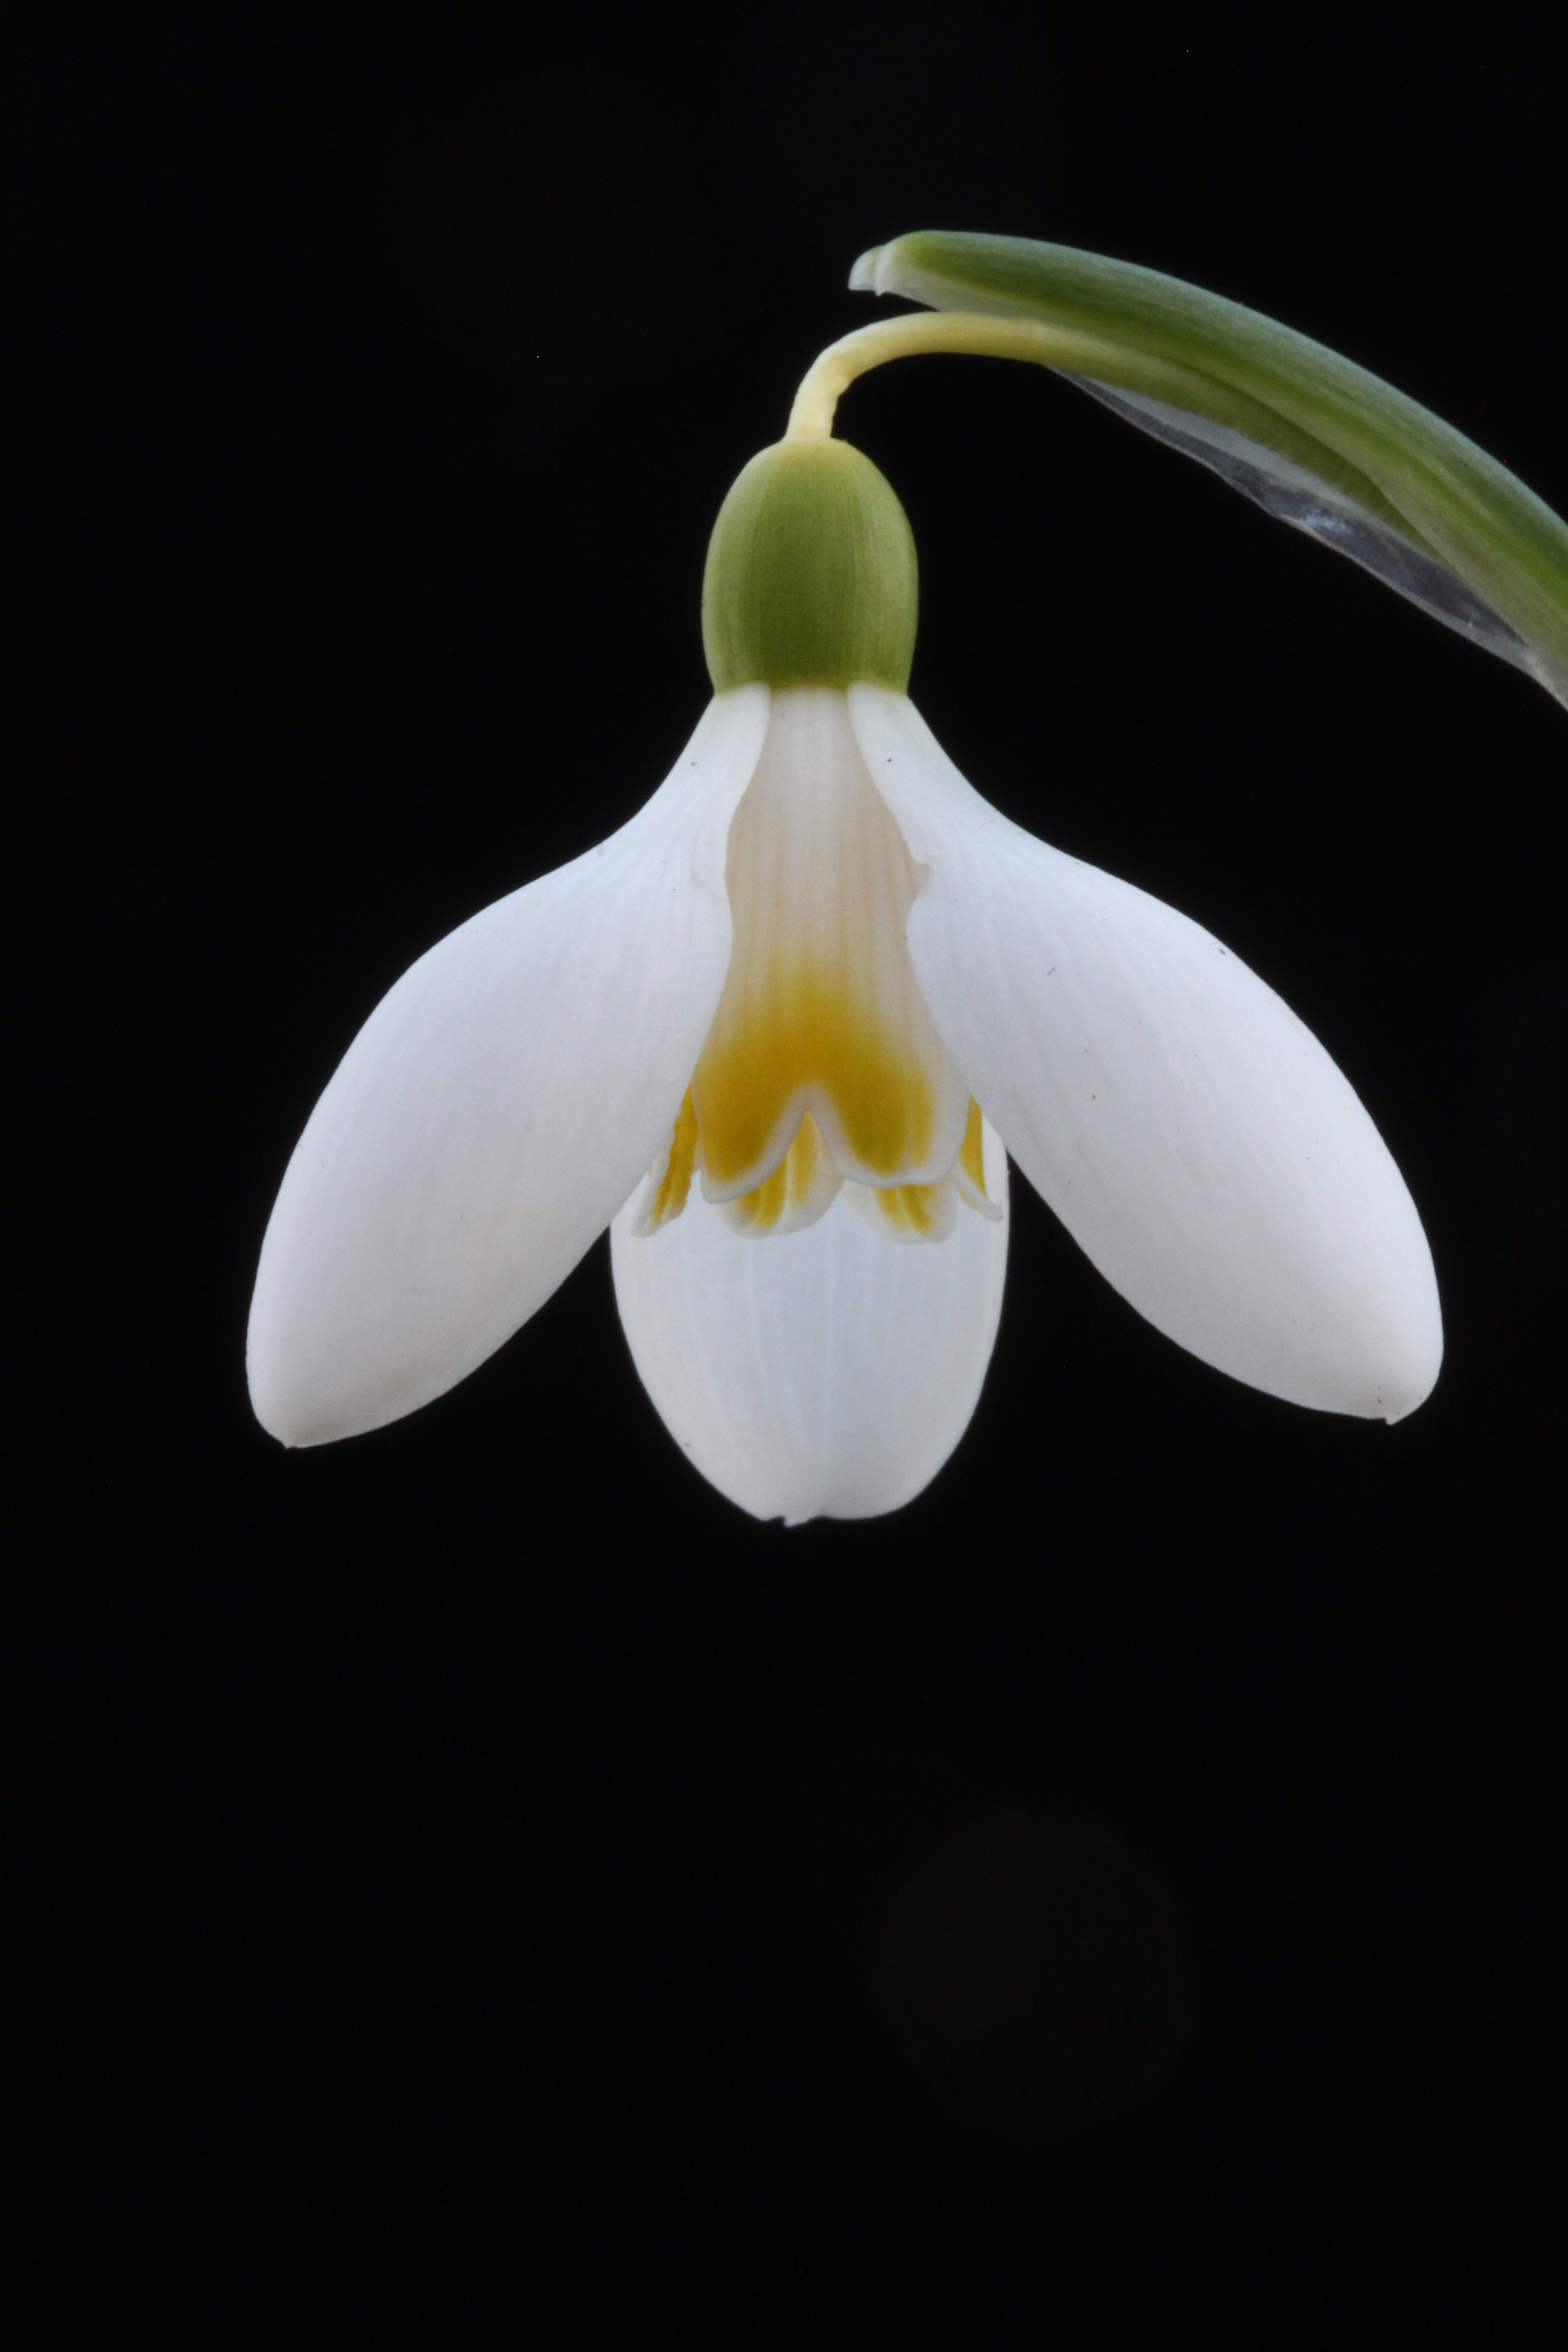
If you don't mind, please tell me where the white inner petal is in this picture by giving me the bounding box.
[690,687,971,1203]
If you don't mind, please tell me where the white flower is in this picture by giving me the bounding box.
[248,435,1441,1522]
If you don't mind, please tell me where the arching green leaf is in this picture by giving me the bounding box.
[853,232,1568,710]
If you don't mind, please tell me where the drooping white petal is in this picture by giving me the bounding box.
[848,686,1441,1421]
[609,1118,1009,1522]
[248,688,771,1446]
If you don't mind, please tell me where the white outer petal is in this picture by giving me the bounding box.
[848,686,1441,1421]
[610,1120,1010,1522]
[248,688,770,1445]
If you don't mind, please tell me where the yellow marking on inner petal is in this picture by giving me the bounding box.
[638,1087,699,1233]
[723,1110,841,1236]
[694,958,936,1191]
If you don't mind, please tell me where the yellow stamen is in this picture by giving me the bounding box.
[951,1094,1004,1224]
[635,1087,699,1235]
[857,1179,957,1242]
[723,1112,842,1236]
[960,1097,987,1197]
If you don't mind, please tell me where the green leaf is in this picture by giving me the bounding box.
[853,232,1568,711]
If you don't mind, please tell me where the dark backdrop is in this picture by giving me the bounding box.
[15,16,1564,2338]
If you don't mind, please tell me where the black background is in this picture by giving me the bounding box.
[15,15,1565,2338]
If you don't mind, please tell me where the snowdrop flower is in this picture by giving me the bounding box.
[248,422,1440,1519]
[251,227,1568,1521]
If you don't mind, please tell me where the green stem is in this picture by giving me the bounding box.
[786,312,1132,439]
[795,232,1568,712]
